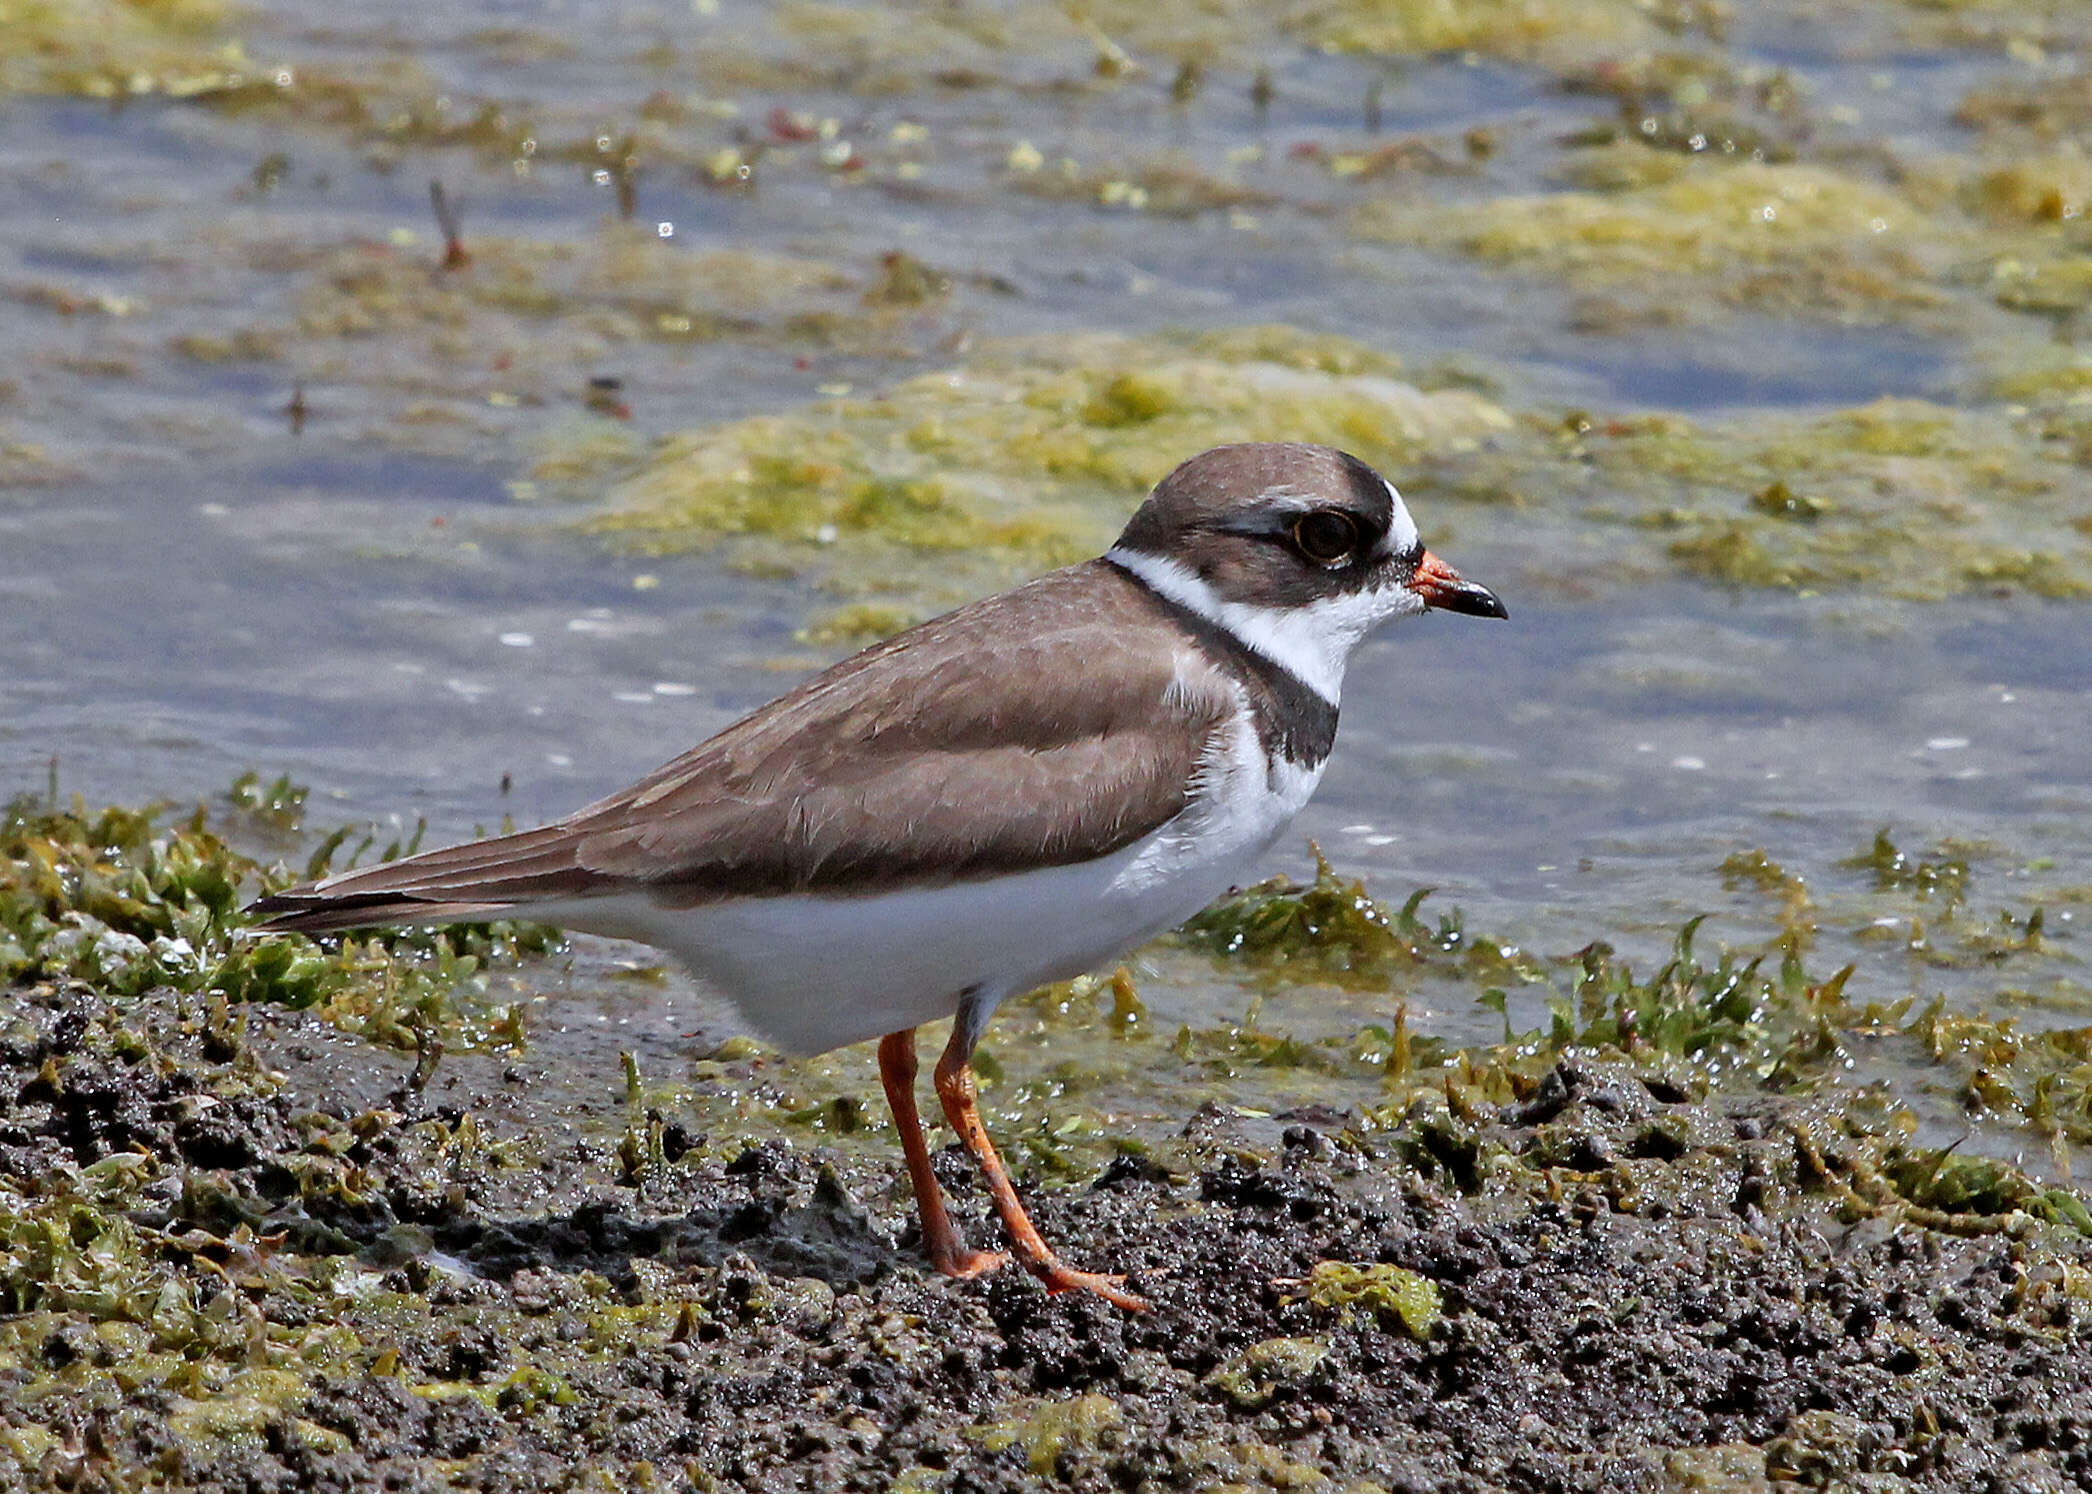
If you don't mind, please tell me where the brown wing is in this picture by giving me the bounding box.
[247,562,1232,931]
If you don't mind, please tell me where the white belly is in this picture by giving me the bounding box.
[542,720,1323,1055]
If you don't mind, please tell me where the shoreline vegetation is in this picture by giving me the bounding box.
[5,781,2090,1488]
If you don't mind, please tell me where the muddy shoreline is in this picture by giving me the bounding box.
[8,974,2091,1492]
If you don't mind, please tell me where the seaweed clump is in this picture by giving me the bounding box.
[0,783,558,1048]
[1180,846,1541,991]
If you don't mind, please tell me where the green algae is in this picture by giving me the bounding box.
[149,223,882,469]
[286,230,857,352]
[1009,152,1273,218]
[551,319,2090,614]
[1880,1143,2063,1223]
[1958,152,2092,228]
[0,1184,161,1318]
[1297,0,1680,62]
[1202,1335,1330,1409]
[0,1102,363,1452]
[1539,917,1797,1070]
[525,414,644,487]
[1665,523,1794,588]
[226,770,309,837]
[1300,1261,1441,1340]
[1360,162,1933,322]
[967,1392,1125,1476]
[1180,846,1543,992]
[32,42,2092,608]
[1953,51,2092,141]
[1904,1003,2092,1171]
[1453,396,2092,600]
[1557,49,1809,170]
[1843,828,1971,906]
[582,328,1512,609]
[0,781,556,1050]
[0,0,241,101]
[684,0,1683,95]
[795,602,921,647]
[10,0,2086,636]
[1179,847,1425,982]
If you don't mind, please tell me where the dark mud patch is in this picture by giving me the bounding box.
[7,982,2092,1491]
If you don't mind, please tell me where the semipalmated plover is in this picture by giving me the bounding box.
[249,442,1505,1309]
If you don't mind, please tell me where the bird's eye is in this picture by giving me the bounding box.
[1291,510,1358,567]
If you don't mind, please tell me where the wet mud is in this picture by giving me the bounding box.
[8,979,2090,1492]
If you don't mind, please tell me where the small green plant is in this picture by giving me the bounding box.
[1844,828,1970,906]
[1,780,559,1047]
[1180,846,1542,988]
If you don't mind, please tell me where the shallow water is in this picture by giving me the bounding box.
[3,1,2089,1159]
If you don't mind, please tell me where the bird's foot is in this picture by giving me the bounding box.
[929,1244,1010,1281]
[1029,1261,1148,1312]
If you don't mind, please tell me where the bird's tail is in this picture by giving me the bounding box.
[245,823,601,934]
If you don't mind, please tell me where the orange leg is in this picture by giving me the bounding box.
[877,1029,1006,1280]
[932,1025,1148,1311]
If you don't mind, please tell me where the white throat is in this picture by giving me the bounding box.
[1106,547,1402,705]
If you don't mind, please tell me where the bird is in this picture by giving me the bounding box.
[247,442,1506,1310]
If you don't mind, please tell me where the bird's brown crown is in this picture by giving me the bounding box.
[1111,442,1416,610]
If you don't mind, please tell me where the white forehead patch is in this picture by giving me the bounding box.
[1382,478,1420,557]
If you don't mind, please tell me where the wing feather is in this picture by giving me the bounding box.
[248,562,1232,932]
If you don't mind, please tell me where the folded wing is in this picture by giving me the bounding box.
[247,563,1230,934]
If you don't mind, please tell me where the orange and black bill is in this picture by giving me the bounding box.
[1407,549,1507,619]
